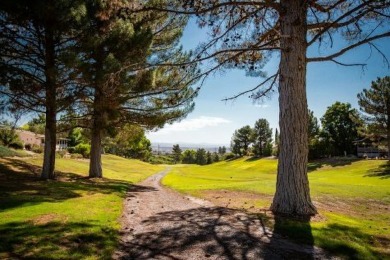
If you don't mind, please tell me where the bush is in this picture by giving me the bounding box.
[0,145,30,158]
[67,147,75,154]
[70,153,84,159]
[32,144,43,153]
[74,143,90,158]
[224,152,236,160]
[9,140,24,150]
[57,150,67,158]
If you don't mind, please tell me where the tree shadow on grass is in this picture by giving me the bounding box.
[0,220,118,259]
[116,207,324,260]
[307,157,361,172]
[0,158,156,211]
[313,223,390,259]
[364,161,390,179]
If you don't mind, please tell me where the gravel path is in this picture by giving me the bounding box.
[113,168,331,260]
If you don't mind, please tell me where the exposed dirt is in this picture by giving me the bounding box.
[114,168,333,260]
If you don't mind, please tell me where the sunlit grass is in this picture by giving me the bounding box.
[163,157,390,259]
[0,155,163,259]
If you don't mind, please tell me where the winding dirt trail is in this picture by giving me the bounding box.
[113,167,331,260]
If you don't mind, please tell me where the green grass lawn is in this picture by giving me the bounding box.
[0,154,164,259]
[163,157,390,259]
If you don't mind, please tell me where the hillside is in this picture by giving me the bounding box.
[0,155,164,259]
[163,157,390,259]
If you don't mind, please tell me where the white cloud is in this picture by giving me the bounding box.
[150,116,231,136]
[254,104,270,108]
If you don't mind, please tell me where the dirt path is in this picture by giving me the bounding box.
[113,168,331,260]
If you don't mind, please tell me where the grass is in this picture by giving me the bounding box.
[163,157,390,259]
[0,154,164,259]
[0,145,30,158]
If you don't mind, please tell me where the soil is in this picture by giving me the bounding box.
[113,168,333,260]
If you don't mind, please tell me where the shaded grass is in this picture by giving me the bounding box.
[0,155,163,259]
[0,145,30,158]
[163,157,390,259]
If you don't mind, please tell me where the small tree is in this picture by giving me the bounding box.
[218,146,227,155]
[206,151,213,164]
[252,118,272,157]
[231,125,253,156]
[172,144,182,164]
[196,148,207,165]
[321,102,363,156]
[182,149,196,164]
[358,76,390,159]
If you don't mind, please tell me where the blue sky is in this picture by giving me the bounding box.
[147,20,390,145]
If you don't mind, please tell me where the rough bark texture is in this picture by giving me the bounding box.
[41,8,57,180]
[271,0,317,217]
[89,124,103,178]
[89,90,103,178]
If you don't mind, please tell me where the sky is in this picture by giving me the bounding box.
[146,18,390,146]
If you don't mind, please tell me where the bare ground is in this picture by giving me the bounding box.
[113,168,332,260]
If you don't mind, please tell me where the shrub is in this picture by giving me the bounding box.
[74,143,90,158]
[32,144,43,153]
[57,150,67,158]
[67,147,75,154]
[9,140,24,150]
[224,152,236,160]
[70,153,83,159]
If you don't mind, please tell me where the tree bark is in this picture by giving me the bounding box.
[41,5,57,180]
[89,61,104,178]
[89,118,103,178]
[271,0,317,217]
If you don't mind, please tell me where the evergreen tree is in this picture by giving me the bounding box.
[74,1,198,177]
[358,76,390,159]
[321,102,363,156]
[172,144,182,163]
[206,151,213,164]
[196,148,207,165]
[252,118,272,157]
[148,0,390,217]
[182,149,196,164]
[231,125,253,156]
[0,0,85,179]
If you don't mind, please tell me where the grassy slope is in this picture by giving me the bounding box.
[0,154,163,259]
[163,157,390,259]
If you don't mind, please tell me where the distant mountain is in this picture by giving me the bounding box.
[150,142,230,153]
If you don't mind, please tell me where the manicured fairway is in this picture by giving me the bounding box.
[0,155,163,259]
[163,157,390,259]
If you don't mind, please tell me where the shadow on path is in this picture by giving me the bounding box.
[117,207,324,260]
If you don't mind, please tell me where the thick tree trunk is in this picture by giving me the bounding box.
[271,0,317,217]
[89,82,104,178]
[89,120,103,178]
[41,8,57,180]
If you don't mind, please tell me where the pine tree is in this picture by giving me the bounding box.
[0,0,85,179]
[73,0,198,177]
[358,76,390,159]
[252,118,272,157]
[231,126,253,156]
[145,0,390,217]
[172,144,182,163]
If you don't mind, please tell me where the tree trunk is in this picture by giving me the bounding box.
[89,80,104,178]
[89,120,103,178]
[41,6,57,180]
[271,0,317,217]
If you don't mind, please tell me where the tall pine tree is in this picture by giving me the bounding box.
[358,76,390,159]
[74,0,198,177]
[0,0,85,179]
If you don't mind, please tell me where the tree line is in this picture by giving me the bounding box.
[230,76,390,161]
